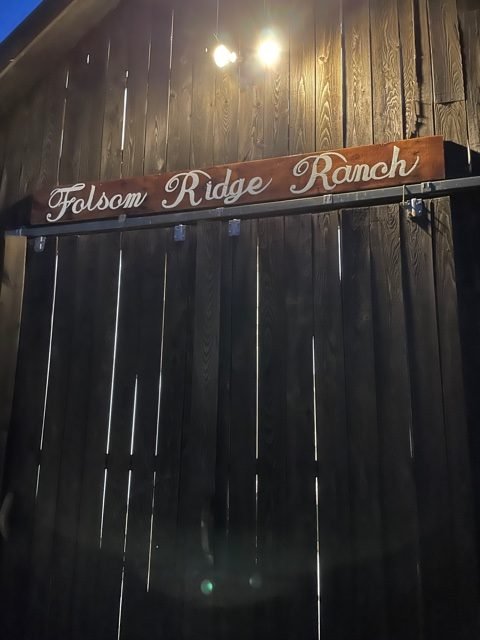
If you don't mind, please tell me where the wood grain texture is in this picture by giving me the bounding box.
[369,205,421,640]
[214,62,240,165]
[341,208,388,640]
[31,136,446,226]
[143,4,173,175]
[3,103,28,208]
[315,0,343,150]
[190,0,216,169]
[289,0,316,154]
[398,0,417,138]
[20,88,47,196]
[435,101,469,177]
[432,197,480,640]
[0,239,56,640]
[59,31,109,184]
[214,0,241,165]
[427,0,465,103]
[370,0,403,143]
[166,5,194,172]
[344,0,373,146]
[434,101,468,146]
[37,64,69,190]
[122,0,151,178]
[100,5,128,180]
[414,0,434,136]
[400,206,457,640]
[312,211,353,640]
[460,10,480,151]
[263,0,289,157]
[237,0,264,162]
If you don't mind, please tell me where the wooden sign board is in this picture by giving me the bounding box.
[31,136,445,225]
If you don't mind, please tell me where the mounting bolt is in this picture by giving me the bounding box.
[174,224,186,242]
[228,219,241,237]
[34,236,46,253]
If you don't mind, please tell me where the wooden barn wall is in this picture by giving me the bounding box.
[0,0,479,211]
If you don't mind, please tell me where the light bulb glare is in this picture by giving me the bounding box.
[213,44,237,68]
[258,38,281,66]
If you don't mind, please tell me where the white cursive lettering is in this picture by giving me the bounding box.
[290,146,421,194]
[46,183,148,222]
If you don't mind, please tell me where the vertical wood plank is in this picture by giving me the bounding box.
[237,0,264,162]
[224,219,258,639]
[0,237,26,492]
[263,1,289,158]
[190,0,216,169]
[344,0,373,146]
[432,198,480,640]
[369,205,421,640]
[414,0,434,136]
[3,104,28,208]
[38,65,69,190]
[313,211,353,640]
[289,0,316,154]
[70,233,121,640]
[20,88,47,196]
[257,216,287,640]
[315,0,343,150]
[400,208,457,640]
[427,0,465,103]
[213,0,241,165]
[60,32,109,184]
[122,0,151,178]
[177,221,221,640]
[144,4,173,175]
[449,194,480,605]
[398,0,417,138]
[120,229,168,640]
[0,239,56,640]
[24,236,79,640]
[100,5,128,181]
[166,5,194,171]
[460,10,480,153]
[92,229,165,640]
[370,0,403,143]
[283,214,317,640]
[147,225,197,640]
[341,208,387,640]
[45,235,110,640]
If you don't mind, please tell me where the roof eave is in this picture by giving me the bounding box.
[0,0,120,118]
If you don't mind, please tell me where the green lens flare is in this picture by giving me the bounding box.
[200,579,214,596]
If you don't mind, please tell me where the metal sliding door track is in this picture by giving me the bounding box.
[7,175,480,238]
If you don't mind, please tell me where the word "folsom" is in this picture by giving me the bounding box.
[47,184,148,222]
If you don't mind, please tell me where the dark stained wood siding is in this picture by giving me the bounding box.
[1,0,479,210]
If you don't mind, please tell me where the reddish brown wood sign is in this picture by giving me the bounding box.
[31,136,445,225]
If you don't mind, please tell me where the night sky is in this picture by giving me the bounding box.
[0,0,43,43]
